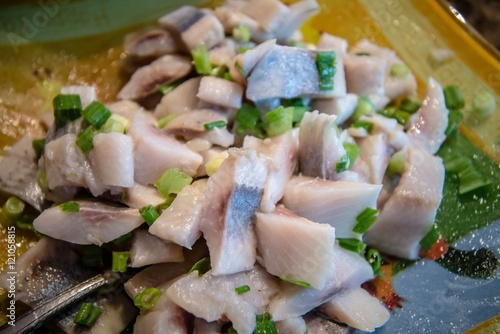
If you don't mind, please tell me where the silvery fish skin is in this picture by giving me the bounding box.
[0,136,47,211]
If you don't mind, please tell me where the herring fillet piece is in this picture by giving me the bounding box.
[129,229,184,268]
[117,54,192,100]
[354,134,391,185]
[255,206,335,290]
[243,129,299,212]
[344,54,386,96]
[33,200,144,245]
[200,148,267,275]
[0,136,46,211]
[407,77,449,154]
[275,316,307,334]
[122,183,165,209]
[124,29,179,59]
[149,179,207,249]
[129,111,202,184]
[154,77,201,119]
[166,265,279,334]
[298,111,345,180]
[282,176,381,239]
[269,243,374,321]
[364,148,445,259]
[318,287,390,332]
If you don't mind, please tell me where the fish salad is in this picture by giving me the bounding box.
[1,0,473,333]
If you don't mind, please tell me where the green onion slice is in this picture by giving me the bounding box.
[232,24,251,43]
[76,127,95,155]
[53,94,82,127]
[111,251,129,273]
[154,168,193,199]
[387,150,407,174]
[134,288,162,310]
[389,63,409,78]
[351,96,375,121]
[59,202,80,213]
[471,90,495,120]
[74,302,101,327]
[377,107,411,126]
[338,238,367,254]
[204,120,227,131]
[315,51,336,91]
[191,44,212,75]
[32,139,46,160]
[81,101,111,129]
[2,196,25,221]
[279,277,311,288]
[351,120,373,133]
[235,285,251,295]
[113,232,132,246]
[443,84,465,110]
[254,313,278,334]
[400,96,421,114]
[365,248,383,277]
[235,103,263,137]
[188,257,211,277]
[352,207,378,234]
[139,205,160,227]
[420,225,439,251]
[265,106,293,137]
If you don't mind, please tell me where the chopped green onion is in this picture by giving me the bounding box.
[443,84,465,110]
[445,109,463,137]
[279,277,311,288]
[158,114,177,129]
[76,127,95,155]
[315,51,336,91]
[399,96,421,114]
[154,168,193,199]
[16,214,35,231]
[355,52,370,56]
[157,78,185,96]
[365,248,383,277]
[338,238,367,254]
[471,89,495,120]
[2,196,25,221]
[389,63,409,78]
[351,120,373,133]
[157,194,176,213]
[265,106,293,137]
[74,302,101,327]
[238,46,252,54]
[235,103,263,137]
[53,94,82,127]
[292,106,308,125]
[420,225,439,251]
[113,232,132,246]
[351,96,375,121]
[139,205,160,226]
[223,71,234,82]
[254,313,278,334]
[134,288,162,310]
[352,207,378,234]
[59,202,80,213]
[82,246,103,268]
[112,251,129,272]
[188,257,211,277]
[37,170,48,190]
[378,107,411,126]
[234,61,245,76]
[232,24,251,43]
[235,285,251,295]
[101,118,125,134]
[81,101,111,129]
[228,327,238,334]
[32,139,46,160]
[457,164,492,195]
[204,120,227,130]
[336,142,360,174]
[191,44,212,75]
[387,150,407,174]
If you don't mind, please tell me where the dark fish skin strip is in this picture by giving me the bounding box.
[227,184,263,236]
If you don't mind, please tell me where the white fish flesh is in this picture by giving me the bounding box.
[122,183,165,209]
[129,229,184,267]
[311,93,358,125]
[269,242,374,321]
[166,265,279,334]
[275,316,307,334]
[318,287,389,332]
[364,148,445,259]
[354,134,391,185]
[344,54,386,96]
[193,318,222,334]
[407,77,449,154]
[200,148,267,275]
[154,77,202,119]
[255,206,335,290]
[118,55,192,100]
[274,0,320,43]
[282,176,381,239]
[197,76,244,109]
[33,200,144,245]
[128,111,202,184]
[298,111,345,180]
[124,29,179,59]
[240,0,290,33]
[149,179,207,249]
[243,129,299,212]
